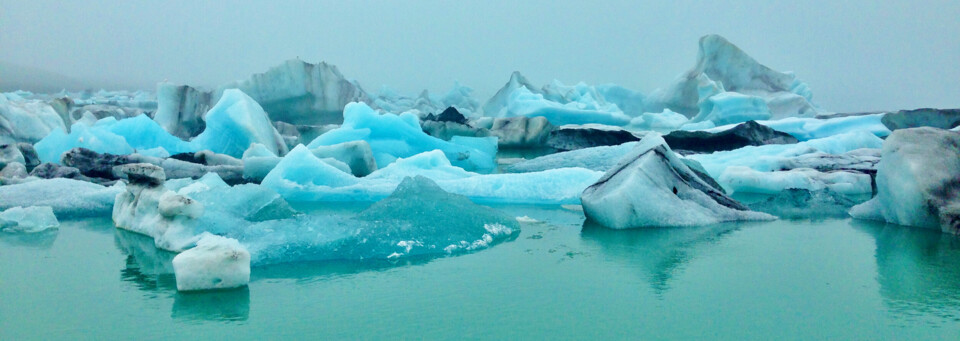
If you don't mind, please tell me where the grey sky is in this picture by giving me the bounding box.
[1,0,958,112]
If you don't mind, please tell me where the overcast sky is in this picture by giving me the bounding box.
[1,0,958,112]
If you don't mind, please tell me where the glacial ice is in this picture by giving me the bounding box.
[719,166,873,195]
[0,94,66,144]
[307,102,496,172]
[627,109,689,132]
[581,133,774,229]
[0,178,123,217]
[263,147,601,204]
[850,127,960,234]
[243,176,521,265]
[216,59,370,125]
[0,206,60,233]
[190,89,288,158]
[645,35,818,120]
[699,113,890,141]
[506,142,638,173]
[172,233,251,291]
[153,82,212,139]
[687,131,884,182]
[35,90,288,163]
[497,86,630,126]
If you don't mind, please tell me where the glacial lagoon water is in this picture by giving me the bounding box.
[2,206,960,340]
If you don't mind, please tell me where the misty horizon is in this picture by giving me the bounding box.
[2,0,958,113]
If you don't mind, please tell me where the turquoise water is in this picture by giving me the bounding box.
[2,207,960,339]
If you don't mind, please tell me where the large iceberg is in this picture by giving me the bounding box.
[307,102,496,172]
[581,133,774,229]
[216,59,371,125]
[645,35,818,124]
[850,128,960,234]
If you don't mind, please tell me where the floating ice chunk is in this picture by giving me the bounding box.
[483,71,539,117]
[690,92,772,127]
[34,115,194,163]
[243,176,520,265]
[687,131,884,181]
[850,128,960,234]
[719,166,873,195]
[309,140,378,177]
[698,113,890,141]
[0,143,25,169]
[307,102,495,172]
[0,95,66,144]
[627,109,689,132]
[0,206,59,233]
[489,116,553,147]
[172,233,250,291]
[216,59,370,125]
[0,178,123,217]
[644,35,818,119]
[581,133,774,229]
[506,142,637,173]
[263,148,601,204]
[191,89,288,158]
[500,86,631,126]
[153,82,212,139]
[260,145,359,200]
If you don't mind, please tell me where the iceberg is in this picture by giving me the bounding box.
[626,109,689,132]
[498,86,631,126]
[850,127,960,234]
[216,59,371,125]
[36,89,289,164]
[263,147,601,204]
[506,142,638,173]
[687,131,884,181]
[153,83,212,139]
[0,94,66,144]
[243,176,520,265]
[0,206,60,233]
[307,102,496,172]
[172,233,250,291]
[697,113,890,141]
[645,35,818,121]
[190,89,288,158]
[719,166,873,195]
[581,133,774,229]
[0,178,123,217]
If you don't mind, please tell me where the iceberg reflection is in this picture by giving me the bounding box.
[579,220,740,293]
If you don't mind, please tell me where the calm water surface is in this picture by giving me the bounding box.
[2,206,960,340]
